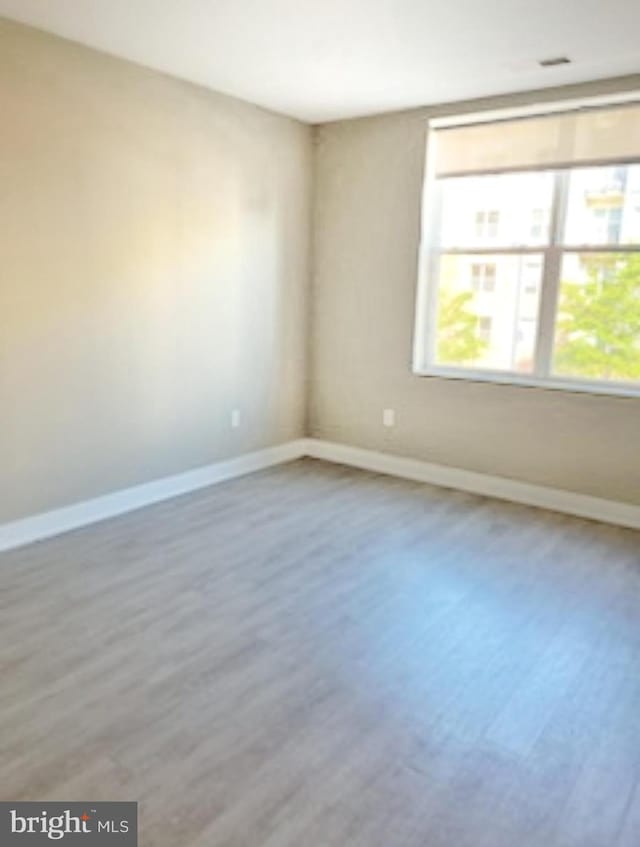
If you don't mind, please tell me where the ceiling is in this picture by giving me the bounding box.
[0,0,638,123]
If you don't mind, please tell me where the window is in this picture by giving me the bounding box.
[523,261,540,294]
[530,208,550,241]
[471,262,496,292]
[477,316,493,343]
[475,210,500,239]
[414,96,640,394]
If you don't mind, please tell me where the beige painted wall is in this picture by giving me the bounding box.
[1,17,638,524]
[0,19,312,523]
[311,77,640,505]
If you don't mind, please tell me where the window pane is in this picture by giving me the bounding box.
[553,252,640,384]
[563,165,640,246]
[434,254,543,372]
[438,172,554,248]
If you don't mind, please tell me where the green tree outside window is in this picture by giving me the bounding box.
[555,253,640,381]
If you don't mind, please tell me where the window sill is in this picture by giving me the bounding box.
[413,365,640,399]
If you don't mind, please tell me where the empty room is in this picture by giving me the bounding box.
[1,1,639,845]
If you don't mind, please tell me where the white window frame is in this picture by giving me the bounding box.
[412,92,640,399]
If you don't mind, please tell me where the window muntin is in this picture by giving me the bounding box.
[420,162,640,392]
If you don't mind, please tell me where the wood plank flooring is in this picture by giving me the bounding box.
[1,458,639,846]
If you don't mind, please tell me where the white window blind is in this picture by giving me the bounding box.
[433,103,640,177]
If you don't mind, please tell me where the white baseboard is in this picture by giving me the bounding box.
[0,439,307,553]
[304,439,640,531]
[2,436,637,553]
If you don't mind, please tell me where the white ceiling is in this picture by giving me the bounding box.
[0,0,638,123]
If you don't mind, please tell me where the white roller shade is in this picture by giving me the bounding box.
[433,102,640,177]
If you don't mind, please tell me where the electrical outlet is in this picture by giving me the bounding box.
[383,408,395,428]
[231,409,241,429]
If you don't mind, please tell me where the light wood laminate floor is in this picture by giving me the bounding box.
[2,458,640,846]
